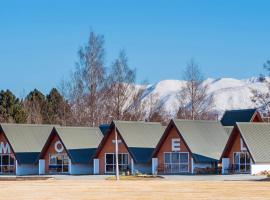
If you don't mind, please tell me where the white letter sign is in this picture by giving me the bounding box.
[171,138,180,151]
[0,142,10,154]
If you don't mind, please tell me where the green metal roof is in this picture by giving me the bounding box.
[220,109,257,126]
[223,126,234,136]
[173,120,229,162]
[237,122,270,163]
[55,126,103,150]
[55,126,103,164]
[0,123,55,153]
[114,121,165,148]
[112,121,165,163]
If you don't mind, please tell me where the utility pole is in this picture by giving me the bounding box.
[115,125,120,180]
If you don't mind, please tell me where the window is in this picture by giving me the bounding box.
[233,152,250,173]
[240,138,247,151]
[164,152,189,173]
[0,154,15,174]
[105,153,129,173]
[49,154,69,173]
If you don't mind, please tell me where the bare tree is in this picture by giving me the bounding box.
[67,31,106,126]
[106,50,136,120]
[251,60,270,116]
[177,59,214,120]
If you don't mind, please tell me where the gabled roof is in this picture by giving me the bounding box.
[96,121,165,164]
[54,127,103,164]
[220,109,257,126]
[173,120,228,162]
[235,123,270,163]
[0,123,55,164]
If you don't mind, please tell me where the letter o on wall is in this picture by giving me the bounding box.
[55,140,64,153]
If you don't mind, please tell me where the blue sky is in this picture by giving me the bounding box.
[0,0,269,97]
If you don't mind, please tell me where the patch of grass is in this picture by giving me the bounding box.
[106,175,164,180]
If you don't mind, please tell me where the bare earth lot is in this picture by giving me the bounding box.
[1,179,270,200]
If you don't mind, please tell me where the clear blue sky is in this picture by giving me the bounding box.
[0,0,269,97]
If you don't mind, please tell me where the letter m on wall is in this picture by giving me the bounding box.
[0,142,10,154]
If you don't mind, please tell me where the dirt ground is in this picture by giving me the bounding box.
[1,179,270,200]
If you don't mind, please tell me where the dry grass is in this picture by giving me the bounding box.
[1,179,270,200]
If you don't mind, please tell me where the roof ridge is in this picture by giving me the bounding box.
[174,119,219,123]
[114,120,161,125]
[0,123,58,127]
[224,108,256,112]
[57,126,99,129]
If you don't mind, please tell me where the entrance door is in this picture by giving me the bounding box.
[0,154,15,174]
[48,154,69,174]
[233,152,251,173]
[164,152,189,173]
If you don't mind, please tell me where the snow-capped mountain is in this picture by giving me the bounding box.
[138,77,269,118]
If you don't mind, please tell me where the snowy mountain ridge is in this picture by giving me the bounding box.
[138,77,269,118]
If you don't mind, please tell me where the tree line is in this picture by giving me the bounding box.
[6,30,261,126]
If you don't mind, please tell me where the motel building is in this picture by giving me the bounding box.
[152,120,228,174]
[221,109,263,136]
[0,124,54,175]
[38,126,103,175]
[94,121,165,175]
[221,123,270,175]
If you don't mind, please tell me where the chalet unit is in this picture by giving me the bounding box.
[94,121,165,175]
[0,124,53,175]
[39,126,103,175]
[221,123,270,175]
[152,120,228,174]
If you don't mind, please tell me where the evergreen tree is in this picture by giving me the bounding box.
[0,90,27,123]
[24,89,46,124]
[43,88,72,125]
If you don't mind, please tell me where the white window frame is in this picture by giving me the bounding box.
[105,153,129,174]
[233,152,251,173]
[0,154,15,174]
[163,152,189,173]
[48,153,69,173]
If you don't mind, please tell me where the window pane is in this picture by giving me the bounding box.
[50,155,57,165]
[164,164,171,173]
[106,154,114,164]
[123,154,128,165]
[118,154,123,164]
[180,153,188,163]
[171,164,179,173]
[10,155,15,165]
[234,153,239,164]
[172,153,179,163]
[164,153,170,164]
[180,164,189,172]
[2,155,9,165]
[56,155,62,165]
[240,153,245,164]
[106,165,114,173]
[63,165,69,173]
[246,153,250,164]
[246,164,251,171]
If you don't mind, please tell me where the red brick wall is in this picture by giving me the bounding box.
[155,126,192,173]
[41,133,69,174]
[97,129,131,174]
